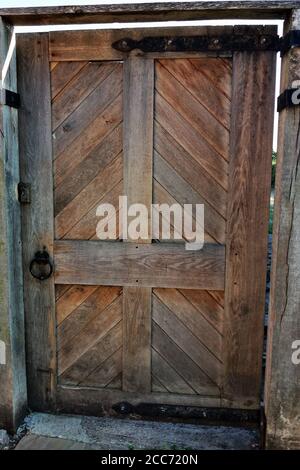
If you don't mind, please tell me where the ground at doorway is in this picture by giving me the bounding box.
[13,413,259,450]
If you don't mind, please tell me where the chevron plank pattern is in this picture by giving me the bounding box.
[51,61,123,240]
[56,285,123,388]
[152,288,223,396]
[151,59,230,396]
[51,61,124,389]
[52,58,230,398]
[154,58,231,245]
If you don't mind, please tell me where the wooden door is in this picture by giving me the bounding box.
[17,26,276,415]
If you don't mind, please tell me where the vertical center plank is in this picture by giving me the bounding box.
[122,56,154,393]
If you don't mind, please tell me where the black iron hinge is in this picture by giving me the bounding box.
[112,34,281,53]
[18,182,31,204]
[280,30,300,57]
[1,89,20,109]
[112,30,300,55]
[277,87,300,112]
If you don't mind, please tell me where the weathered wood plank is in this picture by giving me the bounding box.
[123,56,154,242]
[57,286,121,351]
[152,322,219,396]
[17,33,56,411]
[152,295,221,386]
[54,240,225,290]
[51,61,87,100]
[56,285,98,325]
[154,288,222,360]
[123,287,152,393]
[49,27,235,62]
[122,57,154,393]
[223,42,276,408]
[52,61,118,131]
[60,321,122,386]
[0,19,27,432]
[0,2,294,26]
[58,294,122,375]
[265,9,300,450]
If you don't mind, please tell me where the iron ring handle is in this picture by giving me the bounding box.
[29,250,53,281]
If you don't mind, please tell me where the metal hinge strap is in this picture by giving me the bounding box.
[280,30,300,57]
[0,88,20,109]
[112,31,300,55]
[112,34,280,53]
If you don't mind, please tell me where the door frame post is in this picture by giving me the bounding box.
[0,17,27,433]
[265,8,300,450]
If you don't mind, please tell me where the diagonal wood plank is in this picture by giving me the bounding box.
[58,294,122,375]
[51,61,87,99]
[60,321,122,386]
[155,93,228,191]
[179,289,224,336]
[154,149,226,243]
[152,375,168,393]
[52,61,118,130]
[55,155,122,239]
[152,349,195,395]
[154,121,227,218]
[156,60,230,160]
[65,179,122,240]
[56,285,98,325]
[153,179,216,244]
[152,295,221,385]
[153,322,220,396]
[54,96,122,187]
[57,286,121,351]
[55,284,71,301]
[55,122,122,216]
[154,288,222,360]
[82,348,122,388]
[53,63,122,158]
[106,373,122,390]
[209,290,225,308]
[158,58,231,130]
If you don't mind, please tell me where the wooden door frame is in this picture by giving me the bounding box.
[0,4,299,449]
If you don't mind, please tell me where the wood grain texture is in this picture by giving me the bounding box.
[265,9,300,450]
[48,27,236,61]
[0,3,292,26]
[123,57,154,242]
[54,240,225,290]
[223,48,276,408]
[122,57,153,393]
[0,18,27,432]
[153,56,231,243]
[58,292,122,376]
[123,287,152,393]
[17,33,56,411]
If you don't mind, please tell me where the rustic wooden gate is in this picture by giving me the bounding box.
[17,26,276,416]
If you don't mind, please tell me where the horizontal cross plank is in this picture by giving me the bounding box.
[54,240,225,290]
